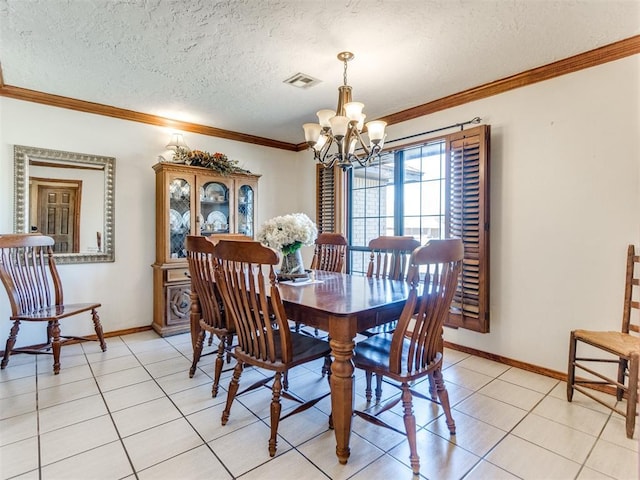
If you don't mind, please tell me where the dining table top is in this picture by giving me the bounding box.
[276,269,411,316]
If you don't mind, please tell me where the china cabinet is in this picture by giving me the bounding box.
[151,162,260,336]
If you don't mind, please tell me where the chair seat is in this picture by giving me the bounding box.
[13,303,101,321]
[235,329,331,371]
[354,333,441,379]
[287,331,332,364]
[573,329,640,357]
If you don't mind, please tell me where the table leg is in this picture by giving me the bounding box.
[328,315,356,464]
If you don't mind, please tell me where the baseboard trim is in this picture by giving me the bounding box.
[444,341,568,381]
[0,325,154,357]
[444,341,625,399]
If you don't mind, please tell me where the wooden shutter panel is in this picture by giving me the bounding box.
[446,125,490,332]
[316,163,340,233]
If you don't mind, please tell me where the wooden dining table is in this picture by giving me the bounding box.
[277,270,410,464]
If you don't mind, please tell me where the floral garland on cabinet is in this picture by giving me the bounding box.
[172,147,249,175]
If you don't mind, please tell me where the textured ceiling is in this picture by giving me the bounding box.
[1,0,639,145]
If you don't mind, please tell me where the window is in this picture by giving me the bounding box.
[319,125,490,332]
[348,140,448,274]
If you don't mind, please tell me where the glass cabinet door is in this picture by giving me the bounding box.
[199,181,230,236]
[168,177,191,259]
[237,184,254,237]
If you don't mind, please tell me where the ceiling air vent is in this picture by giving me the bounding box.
[283,73,321,89]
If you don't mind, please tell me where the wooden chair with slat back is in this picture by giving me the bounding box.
[362,235,421,398]
[367,236,421,280]
[568,244,640,439]
[353,238,464,475]
[310,232,348,273]
[186,235,250,395]
[198,233,255,350]
[213,240,332,457]
[0,234,106,374]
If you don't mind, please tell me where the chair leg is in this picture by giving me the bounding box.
[428,373,437,400]
[433,368,456,434]
[189,329,206,378]
[91,309,107,352]
[401,382,420,475]
[51,321,61,374]
[221,361,243,426]
[47,320,54,346]
[225,334,233,363]
[325,355,333,429]
[268,371,283,457]
[212,337,226,398]
[625,353,639,439]
[567,332,577,402]
[321,355,331,378]
[617,357,629,401]
[365,371,373,403]
[375,374,383,403]
[1,320,20,369]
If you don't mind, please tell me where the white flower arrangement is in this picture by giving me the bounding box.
[257,213,318,254]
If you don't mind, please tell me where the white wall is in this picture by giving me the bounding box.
[1,54,638,374]
[0,99,304,346]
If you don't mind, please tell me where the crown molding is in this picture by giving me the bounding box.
[379,35,640,128]
[0,84,299,152]
[1,36,638,153]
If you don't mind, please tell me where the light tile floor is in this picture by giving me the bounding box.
[1,330,638,480]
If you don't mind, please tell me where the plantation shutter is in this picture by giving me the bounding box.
[446,124,490,332]
[316,163,342,233]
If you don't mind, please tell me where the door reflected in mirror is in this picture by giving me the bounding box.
[14,145,115,264]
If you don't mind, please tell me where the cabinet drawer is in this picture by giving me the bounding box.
[167,268,190,283]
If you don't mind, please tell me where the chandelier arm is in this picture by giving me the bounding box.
[316,135,335,164]
[351,156,371,168]
[350,128,372,157]
[323,153,339,169]
[351,139,383,167]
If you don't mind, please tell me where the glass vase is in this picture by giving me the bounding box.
[279,249,305,277]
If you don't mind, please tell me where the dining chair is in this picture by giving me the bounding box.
[186,235,242,397]
[366,235,421,280]
[567,244,640,438]
[362,235,421,397]
[310,232,348,273]
[199,234,253,349]
[213,240,332,457]
[0,233,106,374]
[353,238,464,475]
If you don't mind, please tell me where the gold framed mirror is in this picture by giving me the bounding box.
[13,145,115,264]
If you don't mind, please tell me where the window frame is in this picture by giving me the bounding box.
[316,124,490,332]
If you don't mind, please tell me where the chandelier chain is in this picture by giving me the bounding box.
[343,58,348,86]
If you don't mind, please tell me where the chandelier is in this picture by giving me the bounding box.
[303,52,387,171]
